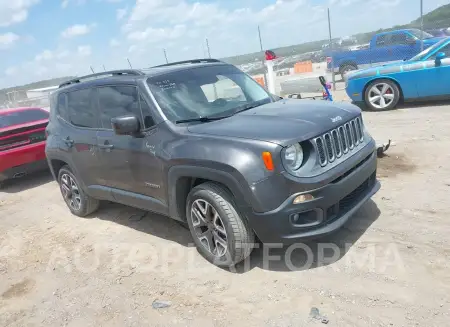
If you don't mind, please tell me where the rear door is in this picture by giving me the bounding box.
[63,88,104,189]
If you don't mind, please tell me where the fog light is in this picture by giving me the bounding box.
[293,194,314,204]
[292,213,300,223]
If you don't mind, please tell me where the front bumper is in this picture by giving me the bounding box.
[245,149,379,244]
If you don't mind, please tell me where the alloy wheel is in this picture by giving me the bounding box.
[368,83,395,109]
[60,173,82,211]
[190,199,228,257]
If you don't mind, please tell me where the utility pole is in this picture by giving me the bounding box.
[206,38,211,58]
[206,38,217,99]
[420,0,424,51]
[163,49,169,63]
[258,25,268,89]
[327,8,336,91]
[102,64,106,71]
[127,58,133,69]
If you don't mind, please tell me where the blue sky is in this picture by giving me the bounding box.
[0,0,446,88]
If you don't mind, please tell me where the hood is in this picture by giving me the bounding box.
[347,60,408,80]
[187,99,360,146]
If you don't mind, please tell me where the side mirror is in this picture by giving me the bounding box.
[406,38,416,45]
[111,115,140,136]
[435,52,446,66]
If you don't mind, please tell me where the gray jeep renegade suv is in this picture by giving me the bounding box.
[45,59,380,266]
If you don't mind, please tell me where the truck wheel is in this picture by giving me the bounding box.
[58,165,99,217]
[186,182,255,267]
[364,79,400,111]
[339,64,357,77]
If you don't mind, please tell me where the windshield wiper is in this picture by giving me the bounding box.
[232,99,270,115]
[175,115,230,124]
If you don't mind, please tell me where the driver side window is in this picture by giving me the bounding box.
[429,44,450,59]
[97,85,142,129]
[200,75,246,102]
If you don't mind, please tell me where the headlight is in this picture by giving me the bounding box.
[282,143,304,172]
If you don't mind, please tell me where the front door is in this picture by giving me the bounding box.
[416,44,450,97]
[96,85,166,214]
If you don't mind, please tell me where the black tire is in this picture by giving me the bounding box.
[186,182,255,267]
[57,165,99,217]
[339,63,358,77]
[364,79,400,111]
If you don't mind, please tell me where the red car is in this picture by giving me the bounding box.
[0,107,49,187]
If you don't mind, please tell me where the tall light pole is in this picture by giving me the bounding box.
[163,49,169,63]
[258,25,268,89]
[205,38,211,58]
[328,8,336,91]
[420,0,424,51]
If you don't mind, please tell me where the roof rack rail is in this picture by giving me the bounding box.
[59,69,145,88]
[153,58,222,68]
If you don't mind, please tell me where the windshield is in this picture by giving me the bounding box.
[147,65,272,122]
[409,38,449,61]
[408,29,434,39]
[0,109,48,128]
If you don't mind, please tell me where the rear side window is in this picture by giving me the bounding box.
[67,88,98,128]
[0,109,49,128]
[56,93,69,121]
[97,85,143,129]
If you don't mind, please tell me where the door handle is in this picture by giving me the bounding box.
[63,137,74,147]
[98,141,114,152]
[98,144,114,149]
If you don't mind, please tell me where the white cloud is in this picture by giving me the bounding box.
[35,49,54,61]
[0,32,20,49]
[5,66,18,76]
[127,24,186,42]
[77,45,91,56]
[0,0,40,27]
[61,24,95,38]
[110,38,120,47]
[61,0,69,8]
[116,7,128,20]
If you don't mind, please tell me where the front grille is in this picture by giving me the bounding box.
[313,116,364,167]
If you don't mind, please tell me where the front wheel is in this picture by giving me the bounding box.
[186,182,255,267]
[364,79,400,111]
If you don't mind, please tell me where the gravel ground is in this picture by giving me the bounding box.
[1,101,450,326]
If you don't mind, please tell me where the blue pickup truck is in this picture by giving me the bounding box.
[327,29,444,76]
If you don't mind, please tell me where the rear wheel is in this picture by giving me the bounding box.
[364,79,400,111]
[186,182,255,267]
[58,166,99,217]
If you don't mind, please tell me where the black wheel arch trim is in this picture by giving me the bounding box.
[46,154,89,194]
[167,165,258,222]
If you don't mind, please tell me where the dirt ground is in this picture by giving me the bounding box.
[1,101,450,327]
